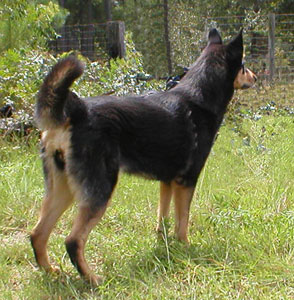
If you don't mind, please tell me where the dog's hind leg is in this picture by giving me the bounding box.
[172,181,195,244]
[30,172,74,272]
[65,203,108,285]
[64,154,119,285]
[156,182,172,234]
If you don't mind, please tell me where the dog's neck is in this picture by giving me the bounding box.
[171,83,234,118]
[172,51,236,117]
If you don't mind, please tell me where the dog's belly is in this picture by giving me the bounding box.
[119,147,190,182]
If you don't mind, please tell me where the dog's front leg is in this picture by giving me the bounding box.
[172,182,195,244]
[156,181,172,234]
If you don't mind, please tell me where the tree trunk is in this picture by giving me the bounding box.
[59,0,66,7]
[163,0,172,74]
[79,0,92,24]
[104,0,112,21]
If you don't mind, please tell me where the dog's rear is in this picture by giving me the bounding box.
[35,56,84,130]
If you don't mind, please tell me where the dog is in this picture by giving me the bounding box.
[30,28,257,285]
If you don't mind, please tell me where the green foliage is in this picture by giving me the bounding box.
[0,0,67,53]
[0,34,163,134]
[76,33,163,97]
[110,1,294,77]
[1,113,294,298]
[116,1,168,77]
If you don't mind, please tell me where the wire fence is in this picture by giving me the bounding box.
[168,13,294,84]
[49,21,125,61]
[49,14,294,85]
[49,24,107,60]
[165,12,294,110]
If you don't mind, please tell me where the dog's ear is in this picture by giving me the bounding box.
[226,29,243,58]
[208,28,222,45]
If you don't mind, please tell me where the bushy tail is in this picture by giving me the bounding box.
[35,56,84,130]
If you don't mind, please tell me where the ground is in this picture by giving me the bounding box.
[1,105,294,299]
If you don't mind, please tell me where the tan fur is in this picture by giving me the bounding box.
[172,181,195,243]
[31,124,74,271]
[156,181,194,243]
[234,67,257,89]
[157,182,173,233]
[41,122,71,156]
[30,164,73,272]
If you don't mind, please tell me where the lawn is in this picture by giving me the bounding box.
[1,112,294,299]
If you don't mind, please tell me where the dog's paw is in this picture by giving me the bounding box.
[156,224,164,234]
[176,235,190,245]
[86,274,103,286]
[50,266,61,274]
[41,264,60,274]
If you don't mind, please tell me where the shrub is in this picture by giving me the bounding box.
[0,0,66,52]
[0,34,164,135]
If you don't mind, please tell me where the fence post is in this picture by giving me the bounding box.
[268,13,275,82]
[106,21,125,59]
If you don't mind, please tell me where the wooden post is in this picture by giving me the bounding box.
[106,21,125,59]
[268,13,275,82]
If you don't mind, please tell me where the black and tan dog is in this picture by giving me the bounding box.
[30,29,257,284]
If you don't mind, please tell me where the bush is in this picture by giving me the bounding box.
[0,0,66,52]
[0,34,164,135]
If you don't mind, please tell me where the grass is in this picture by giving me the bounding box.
[1,112,294,299]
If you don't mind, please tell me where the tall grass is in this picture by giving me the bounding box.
[1,114,294,299]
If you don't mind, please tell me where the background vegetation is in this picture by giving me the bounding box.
[1,104,294,299]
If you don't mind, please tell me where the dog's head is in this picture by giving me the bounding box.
[206,28,257,89]
[233,63,257,89]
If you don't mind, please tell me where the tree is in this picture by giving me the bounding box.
[104,0,112,21]
[59,0,107,24]
[0,0,66,52]
[163,0,172,74]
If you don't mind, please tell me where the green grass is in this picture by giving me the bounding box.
[1,115,294,299]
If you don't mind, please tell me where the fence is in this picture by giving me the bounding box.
[50,14,294,84]
[167,13,294,84]
[49,21,125,61]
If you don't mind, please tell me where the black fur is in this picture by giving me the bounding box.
[65,239,83,274]
[32,29,249,282]
[36,29,244,208]
[53,150,65,171]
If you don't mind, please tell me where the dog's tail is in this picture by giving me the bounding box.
[35,56,84,130]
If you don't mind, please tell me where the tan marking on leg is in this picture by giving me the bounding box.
[31,171,73,272]
[31,125,73,271]
[172,181,195,244]
[65,204,108,285]
[156,182,172,233]
[41,125,72,163]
